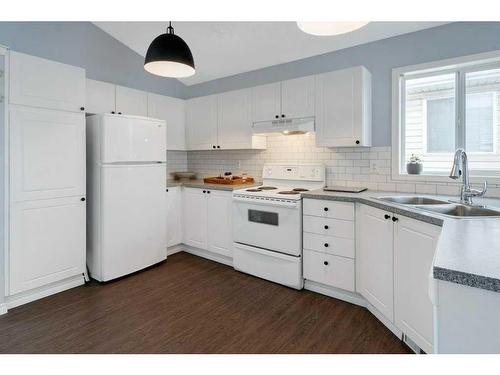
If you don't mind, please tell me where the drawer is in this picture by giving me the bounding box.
[303,215,354,239]
[303,249,355,292]
[303,232,355,259]
[303,199,354,220]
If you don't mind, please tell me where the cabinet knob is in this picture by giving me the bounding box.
[203,190,206,193]
[392,216,399,222]
[275,115,279,119]
[80,107,85,111]
[118,112,122,115]
[355,140,360,145]
[324,243,329,248]
[212,145,216,149]
[324,225,329,230]
[217,145,221,149]
[281,114,285,118]
[111,111,115,114]
[324,207,329,212]
[207,191,211,194]
[80,197,86,201]
[166,189,169,192]
[323,261,329,266]
[384,214,390,220]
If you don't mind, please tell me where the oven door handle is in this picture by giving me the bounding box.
[232,196,299,209]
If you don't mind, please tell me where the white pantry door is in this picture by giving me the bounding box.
[9,196,86,295]
[10,106,85,202]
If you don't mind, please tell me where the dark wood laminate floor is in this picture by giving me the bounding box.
[0,252,411,354]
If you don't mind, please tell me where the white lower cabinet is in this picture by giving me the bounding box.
[9,197,86,295]
[207,190,233,258]
[394,216,441,354]
[303,199,356,292]
[182,188,233,258]
[166,186,182,248]
[356,204,394,321]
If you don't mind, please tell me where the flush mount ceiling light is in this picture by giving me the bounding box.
[297,22,369,36]
[144,21,195,78]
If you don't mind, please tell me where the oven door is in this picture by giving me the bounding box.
[232,197,302,256]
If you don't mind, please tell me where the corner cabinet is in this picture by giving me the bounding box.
[315,66,371,147]
[357,204,441,353]
[148,93,186,150]
[115,86,148,117]
[185,90,266,151]
[182,188,233,258]
[86,79,116,115]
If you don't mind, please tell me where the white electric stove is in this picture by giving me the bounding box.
[232,164,325,289]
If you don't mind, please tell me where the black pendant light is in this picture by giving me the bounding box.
[144,22,195,78]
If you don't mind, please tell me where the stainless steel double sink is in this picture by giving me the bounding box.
[377,196,500,218]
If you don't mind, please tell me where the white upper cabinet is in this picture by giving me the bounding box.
[10,51,85,113]
[281,75,315,119]
[218,88,266,150]
[185,95,218,150]
[356,204,394,321]
[394,216,441,354]
[85,79,116,115]
[315,66,372,147]
[115,85,148,117]
[251,82,281,122]
[10,106,86,202]
[148,93,186,150]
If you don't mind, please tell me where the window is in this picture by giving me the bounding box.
[395,53,500,179]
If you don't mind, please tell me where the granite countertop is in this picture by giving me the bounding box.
[302,189,500,294]
[166,179,261,191]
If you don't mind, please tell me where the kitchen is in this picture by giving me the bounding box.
[2,4,500,372]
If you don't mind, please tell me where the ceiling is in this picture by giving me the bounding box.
[94,21,448,86]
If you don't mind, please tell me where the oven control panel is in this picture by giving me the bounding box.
[263,165,325,181]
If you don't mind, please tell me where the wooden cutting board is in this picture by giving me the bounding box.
[203,176,255,185]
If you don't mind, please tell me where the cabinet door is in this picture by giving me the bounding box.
[86,79,116,115]
[166,187,183,247]
[10,51,85,113]
[315,66,371,147]
[207,190,233,257]
[251,82,281,123]
[394,216,441,353]
[281,75,315,119]
[356,204,394,321]
[10,107,86,202]
[217,88,254,149]
[182,188,208,249]
[9,197,86,295]
[115,85,148,116]
[148,93,186,150]
[185,95,218,150]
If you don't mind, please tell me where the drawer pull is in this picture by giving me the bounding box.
[324,207,329,212]
[324,243,329,248]
[384,214,390,220]
[324,225,329,230]
[323,261,329,266]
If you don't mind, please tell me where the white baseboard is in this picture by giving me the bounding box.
[304,280,366,307]
[366,303,403,339]
[182,244,233,267]
[0,302,7,315]
[167,244,184,256]
[5,274,85,310]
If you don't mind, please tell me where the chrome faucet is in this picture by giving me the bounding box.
[449,148,487,205]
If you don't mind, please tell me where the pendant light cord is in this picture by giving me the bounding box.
[167,21,174,35]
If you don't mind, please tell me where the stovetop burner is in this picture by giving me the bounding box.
[292,188,309,192]
[258,186,278,190]
[278,191,301,195]
[246,188,262,192]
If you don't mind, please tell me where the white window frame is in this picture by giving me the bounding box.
[392,49,500,184]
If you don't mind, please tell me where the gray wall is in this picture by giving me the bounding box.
[0,54,5,306]
[0,22,186,98]
[184,22,500,146]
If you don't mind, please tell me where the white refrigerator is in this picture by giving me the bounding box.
[86,114,167,281]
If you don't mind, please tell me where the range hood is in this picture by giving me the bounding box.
[252,117,315,135]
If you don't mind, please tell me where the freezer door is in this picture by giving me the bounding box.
[101,115,166,163]
[98,164,167,281]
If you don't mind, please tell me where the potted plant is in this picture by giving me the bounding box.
[406,154,423,175]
